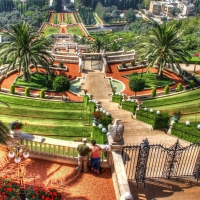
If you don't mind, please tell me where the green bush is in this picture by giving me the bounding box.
[84,95,89,105]
[177,83,183,92]
[121,61,126,68]
[92,126,107,144]
[136,110,170,129]
[10,84,15,94]
[59,62,64,68]
[151,87,156,97]
[164,85,169,94]
[25,87,30,97]
[99,115,112,128]
[122,101,137,114]
[131,60,135,66]
[40,89,45,98]
[112,94,123,104]
[88,102,96,112]
[171,123,200,143]
[189,80,194,89]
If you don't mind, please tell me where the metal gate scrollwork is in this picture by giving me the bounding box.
[193,149,200,184]
[162,140,187,179]
[135,138,150,188]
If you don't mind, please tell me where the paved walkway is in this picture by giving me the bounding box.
[0,146,115,200]
[82,69,200,200]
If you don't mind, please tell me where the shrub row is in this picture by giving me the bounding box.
[136,110,170,129]
[171,123,200,143]
[92,126,107,144]
[88,101,96,112]
[121,101,137,114]
[84,95,89,105]
[112,94,123,104]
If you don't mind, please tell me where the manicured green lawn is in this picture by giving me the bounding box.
[126,72,172,89]
[142,88,200,124]
[142,88,200,108]
[67,26,84,37]
[0,93,92,141]
[43,26,59,37]
[16,73,52,89]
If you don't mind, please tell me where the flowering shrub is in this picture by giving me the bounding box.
[25,186,61,200]
[193,52,200,57]
[9,121,24,130]
[0,178,20,199]
[92,111,104,120]
[0,178,61,200]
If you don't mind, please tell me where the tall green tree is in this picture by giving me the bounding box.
[91,37,105,53]
[136,23,191,78]
[0,22,54,82]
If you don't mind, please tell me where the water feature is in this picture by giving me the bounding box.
[110,79,125,93]
[69,79,81,94]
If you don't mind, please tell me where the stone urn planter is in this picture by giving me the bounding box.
[172,115,180,123]
[9,121,23,138]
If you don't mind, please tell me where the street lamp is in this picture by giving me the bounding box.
[7,140,29,200]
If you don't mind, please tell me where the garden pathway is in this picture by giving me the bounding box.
[83,69,200,200]
[82,69,190,147]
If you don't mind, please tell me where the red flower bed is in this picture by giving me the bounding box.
[0,178,61,200]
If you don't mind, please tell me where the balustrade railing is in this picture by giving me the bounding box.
[20,134,110,168]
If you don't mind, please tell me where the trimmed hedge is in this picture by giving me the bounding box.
[25,87,30,97]
[84,95,89,105]
[136,109,170,129]
[10,84,15,94]
[121,101,137,114]
[112,94,123,104]
[189,80,194,89]
[92,126,107,144]
[40,89,45,98]
[151,87,156,97]
[177,83,183,92]
[88,102,96,112]
[164,85,169,94]
[99,115,112,128]
[171,123,200,143]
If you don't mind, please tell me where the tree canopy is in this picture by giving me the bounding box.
[0,22,54,82]
[129,77,145,96]
[136,22,191,78]
[53,76,70,100]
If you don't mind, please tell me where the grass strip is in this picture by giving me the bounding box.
[0,93,84,109]
[0,106,89,120]
[142,88,200,107]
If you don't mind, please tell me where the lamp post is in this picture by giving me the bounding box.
[7,140,29,200]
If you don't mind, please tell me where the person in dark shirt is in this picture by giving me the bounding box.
[77,138,90,172]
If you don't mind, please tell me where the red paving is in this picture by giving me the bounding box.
[106,63,186,96]
[1,62,186,101]
[0,146,115,200]
[1,62,83,102]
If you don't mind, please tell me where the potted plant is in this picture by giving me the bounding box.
[9,121,24,138]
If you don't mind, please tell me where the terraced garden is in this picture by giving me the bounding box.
[141,88,200,140]
[0,93,92,141]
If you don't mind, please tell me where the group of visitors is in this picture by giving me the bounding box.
[77,138,104,175]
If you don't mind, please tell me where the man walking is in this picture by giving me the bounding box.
[77,138,90,172]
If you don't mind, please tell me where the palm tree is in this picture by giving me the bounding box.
[136,23,191,79]
[0,22,54,82]
[91,37,105,53]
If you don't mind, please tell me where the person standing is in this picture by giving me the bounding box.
[77,138,90,172]
[90,140,102,175]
